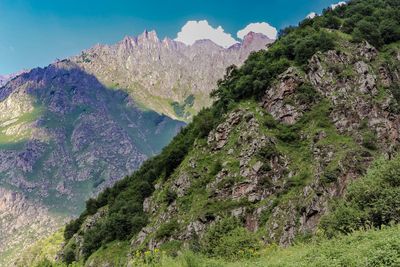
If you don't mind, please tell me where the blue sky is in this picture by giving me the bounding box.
[0,0,344,74]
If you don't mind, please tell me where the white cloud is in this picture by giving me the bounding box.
[237,22,278,40]
[175,20,238,48]
[306,12,317,19]
[331,1,346,10]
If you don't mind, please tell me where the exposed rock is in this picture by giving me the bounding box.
[262,67,305,124]
[208,110,243,150]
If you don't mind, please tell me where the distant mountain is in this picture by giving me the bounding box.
[0,30,272,265]
[72,30,273,121]
[0,71,27,87]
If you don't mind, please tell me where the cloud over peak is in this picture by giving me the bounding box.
[237,22,277,40]
[175,20,277,48]
[175,20,238,48]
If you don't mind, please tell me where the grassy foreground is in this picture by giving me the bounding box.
[130,225,400,267]
[30,224,400,267]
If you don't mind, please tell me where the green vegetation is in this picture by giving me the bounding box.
[132,225,400,267]
[33,225,400,267]
[201,217,260,259]
[170,94,196,119]
[63,107,222,259]
[16,230,65,267]
[321,155,400,237]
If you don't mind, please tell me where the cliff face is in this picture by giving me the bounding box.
[72,31,273,120]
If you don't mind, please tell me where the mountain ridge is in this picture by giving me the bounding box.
[70,30,273,121]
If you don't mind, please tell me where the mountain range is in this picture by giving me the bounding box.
[13,0,400,266]
[70,30,273,120]
[0,30,272,266]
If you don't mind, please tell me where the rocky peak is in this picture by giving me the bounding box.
[120,35,138,50]
[0,70,28,87]
[242,31,274,49]
[137,29,159,43]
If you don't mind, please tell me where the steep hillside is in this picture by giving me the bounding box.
[72,31,273,120]
[18,0,400,266]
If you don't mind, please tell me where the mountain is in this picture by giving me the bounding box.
[0,71,26,87]
[0,60,184,266]
[0,30,272,265]
[71,31,273,121]
[18,0,400,266]
[0,75,6,86]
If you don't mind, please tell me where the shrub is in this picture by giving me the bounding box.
[201,217,260,259]
[295,83,319,106]
[155,220,179,240]
[63,244,76,264]
[210,159,223,176]
[322,156,400,237]
[264,114,278,128]
[200,217,260,259]
[362,131,377,150]
[213,227,260,259]
[201,217,240,256]
[164,190,177,205]
[322,168,341,184]
[257,144,278,160]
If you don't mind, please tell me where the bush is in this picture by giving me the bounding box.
[210,159,223,176]
[213,227,260,259]
[63,244,76,264]
[322,156,400,237]
[155,220,180,240]
[362,131,378,150]
[295,83,319,106]
[201,217,240,256]
[200,217,260,259]
[164,190,177,205]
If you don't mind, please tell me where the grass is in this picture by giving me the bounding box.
[15,229,65,267]
[127,225,400,267]
[0,104,45,146]
[85,241,130,267]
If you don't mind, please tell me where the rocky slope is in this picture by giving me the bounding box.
[132,40,400,250]
[72,31,273,120]
[0,71,26,87]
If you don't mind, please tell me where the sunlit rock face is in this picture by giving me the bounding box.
[71,30,273,120]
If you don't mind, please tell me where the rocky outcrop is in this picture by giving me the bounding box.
[308,41,400,152]
[262,67,306,124]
